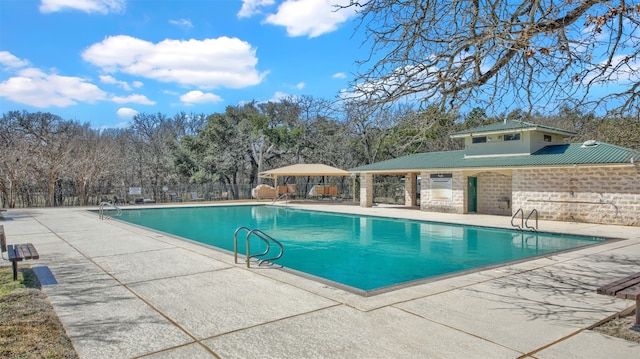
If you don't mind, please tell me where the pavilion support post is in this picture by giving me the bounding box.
[352,174,357,203]
[360,174,373,207]
[404,174,417,207]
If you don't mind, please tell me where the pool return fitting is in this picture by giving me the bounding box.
[233,226,284,268]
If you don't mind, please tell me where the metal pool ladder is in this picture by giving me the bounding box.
[99,201,122,220]
[233,226,284,268]
[511,208,538,231]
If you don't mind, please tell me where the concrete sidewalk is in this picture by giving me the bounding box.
[1,204,639,358]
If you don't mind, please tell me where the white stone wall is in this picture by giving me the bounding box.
[404,174,417,206]
[362,164,639,226]
[420,171,465,213]
[477,172,512,216]
[360,173,373,207]
[512,165,640,226]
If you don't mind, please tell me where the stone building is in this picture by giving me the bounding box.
[351,121,640,226]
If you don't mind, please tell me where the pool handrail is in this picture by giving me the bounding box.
[246,230,271,265]
[99,201,122,220]
[511,208,524,230]
[511,208,538,232]
[525,208,539,231]
[233,226,252,264]
[248,229,284,266]
[233,226,284,268]
[234,226,271,265]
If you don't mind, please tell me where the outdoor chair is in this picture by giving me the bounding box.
[191,192,204,201]
[276,184,296,199]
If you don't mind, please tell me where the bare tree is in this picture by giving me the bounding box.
[386,106,460,157]
[14,112,78,206]
[0,112,30,208]
[343,0,640,115]
[129,113,182,200]
[342,100,407,164]
[68,125,119,205]
[290,95,335,164]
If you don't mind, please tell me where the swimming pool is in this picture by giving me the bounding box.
[114,205,604,293]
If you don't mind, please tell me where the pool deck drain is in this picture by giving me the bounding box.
[1,203,639,358]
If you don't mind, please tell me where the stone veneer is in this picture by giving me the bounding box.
[477,172,512,216]
[360,173,373,207]
[512,165,640,226]
[404,174,417,206]
[420,171,466,213]
[360,164,639,226]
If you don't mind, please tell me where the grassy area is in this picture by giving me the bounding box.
[0,266,78,359]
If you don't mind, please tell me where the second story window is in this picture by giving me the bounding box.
[472,136,487,143]
[504,133,521,141]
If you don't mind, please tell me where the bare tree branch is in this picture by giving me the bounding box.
[343,0,640,116]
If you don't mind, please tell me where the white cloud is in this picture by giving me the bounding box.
[169,18,193,30]
[271,91,291,101]
[238,0,275,18]
[0,67,107,108]
[111,94,155,105]
[116,107,139,119]
[595,54,640,83]
[332,72,346,79]
[99,74,118,84]
[39,0,125,14]
[295,82,305,90]
[264,0,357,38]
[0,51,30,69]
[180,90,223,104]
[82,35,268,89]
[99,74,131,90]
[163,89,179,96]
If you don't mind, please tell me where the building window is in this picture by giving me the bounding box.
[472,136,487,143]
[504,133,521,141]
[544,134,552,142]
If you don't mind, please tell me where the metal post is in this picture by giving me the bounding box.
[246,235,251,268]
[635,298,640,328]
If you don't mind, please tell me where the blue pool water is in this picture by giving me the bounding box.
[114,205,604,292]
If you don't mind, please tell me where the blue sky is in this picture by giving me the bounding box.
[0,0,363,128]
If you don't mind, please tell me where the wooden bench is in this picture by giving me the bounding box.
[0,225,40,281]
[312,185,338,199]
[597,272,640,327]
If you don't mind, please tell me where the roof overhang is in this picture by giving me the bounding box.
[259,163,351,179]
[352,163,637,176]
[450,126,576,139]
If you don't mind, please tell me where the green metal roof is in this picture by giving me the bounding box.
[452,120,577,137]
[350,142,640,172]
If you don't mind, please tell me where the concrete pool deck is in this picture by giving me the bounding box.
[1,203,639,358]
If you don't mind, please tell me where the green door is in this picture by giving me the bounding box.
[467,177,477,213]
